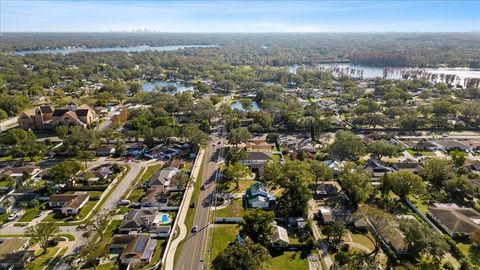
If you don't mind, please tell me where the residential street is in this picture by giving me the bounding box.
[174,132,223,270]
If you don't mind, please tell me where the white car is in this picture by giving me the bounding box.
[7,212,19,222]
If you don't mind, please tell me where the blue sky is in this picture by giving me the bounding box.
[1,1,479,32]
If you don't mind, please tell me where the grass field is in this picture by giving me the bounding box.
[351,233,375,251]
[265,251,309,270]
[215,198,244,217]
[32,247,63,270]
[18,202,47,222]
[225,180,258,194]
[208,224,239,261]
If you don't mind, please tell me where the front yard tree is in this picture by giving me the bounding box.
[224,162,251,189]
[367,140,400,160]
[399,219,449,261]
[261,160,284,188]
[77,210,113,240]
[444,175,473,200]
[323,221,346,244]
[78,150,95,169]
[25,221,59,253]
[339,162,373,206]
[50,160,82,185]
[212,240,270,270]
[224,147,247,165]
[381,171,425,199]
[309,160,333,184]
[226,127,252,147]
[330,130,366,160]
[173,172,193,190]
[240,209,274,246]
[182,123,209,150]
[421,158,453,187]
[450,150,468,168]
[78,238,108,269]
[55,125,69,139]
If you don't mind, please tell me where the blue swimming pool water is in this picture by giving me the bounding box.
[161,214,169,223]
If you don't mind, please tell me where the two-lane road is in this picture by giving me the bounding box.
[175,133,223,270]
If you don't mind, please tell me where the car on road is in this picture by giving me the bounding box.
[190,202,195,208]
[7,212,20,222]
[191,225,198,233]
[118,199,131,206]
[200,185,205,190]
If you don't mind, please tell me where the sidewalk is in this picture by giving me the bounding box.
[163,148,206,270]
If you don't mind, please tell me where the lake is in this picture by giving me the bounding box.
[141,80,194,93]
[230,100,260,111]
[289,63,480,86]
[15,45,216,55]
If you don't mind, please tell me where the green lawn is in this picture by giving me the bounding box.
[128,188,146,202]
[84,262,119,270]
[32,247,62,270]
[406,149,435,156]
[0,213,10,225]
[265,251,309,270]
[139,164,162,184]
[0,180,11,187]
[351,233,375,251]
[225,180,258,194]
[408,196,429,214]
[215,198,244,217]
[208,224,239,262]
[18,202,47,222]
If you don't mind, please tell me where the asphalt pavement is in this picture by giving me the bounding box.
[174,134,223,270]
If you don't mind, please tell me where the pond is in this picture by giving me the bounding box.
[141,80,194,93]
[14,44,216,55]
[230,100,260,111]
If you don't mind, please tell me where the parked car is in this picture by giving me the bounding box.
[118,199,131,206]
[7,212,19,222]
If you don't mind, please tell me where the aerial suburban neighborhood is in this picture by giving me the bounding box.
[1,1,480,270]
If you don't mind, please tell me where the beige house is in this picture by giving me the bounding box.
[18,102,99,130]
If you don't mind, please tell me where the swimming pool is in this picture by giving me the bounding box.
[161,213,171,224]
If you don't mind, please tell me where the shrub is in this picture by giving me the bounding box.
[335,251,350,265]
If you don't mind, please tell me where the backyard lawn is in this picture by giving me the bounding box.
[351,233,375,251]
[208,224,239,261]
[265,251,309,270]
[215,198,244,217]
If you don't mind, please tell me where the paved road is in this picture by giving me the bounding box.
[0,160,146,259]
[175,133,223,270]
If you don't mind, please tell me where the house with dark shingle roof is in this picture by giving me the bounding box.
[428,204,480,237]
[110,234,157,266]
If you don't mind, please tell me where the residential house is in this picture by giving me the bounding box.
[18,102,99,130]
[244,183,275,209]
[110,234,157,267]
[118,209,167,233]
[428,203,480,237]
[312,181,341,199]
[0,166,41,179]
[140,186,169,208]
[241,151,273,174]
[271,225,290,248]
[0,238,33,269]
[410,140,440,151]
[49,192,90,215]
[245,139,274,151]
[365,158,394,183]
[393,160,423,174]
[148,167,179,189]
[76,166,112,184]
[319,207,335,224]
[95,146,115,157]
[163,158,185,170]
[436,140,471,151]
